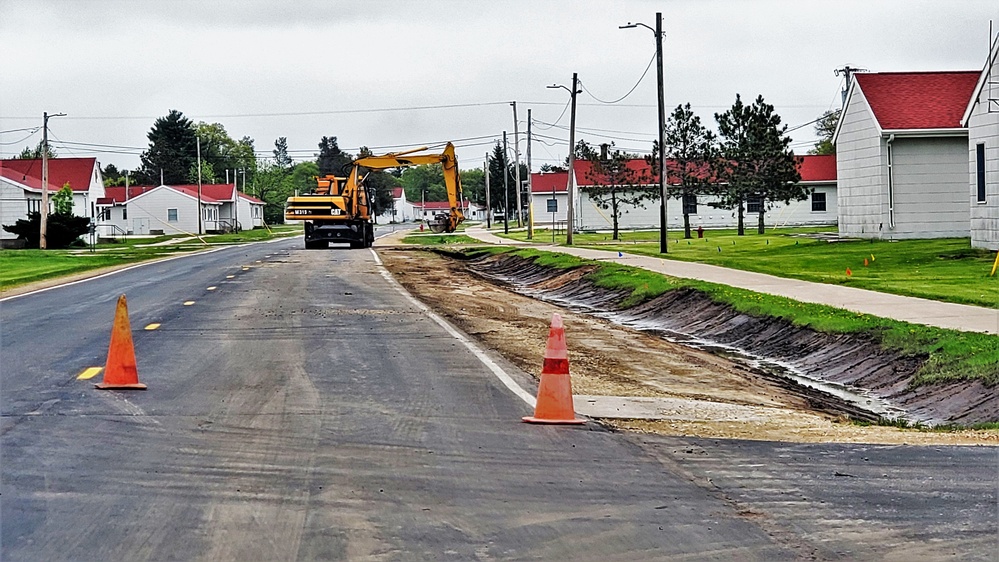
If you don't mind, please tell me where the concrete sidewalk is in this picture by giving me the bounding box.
[463,226,999,335]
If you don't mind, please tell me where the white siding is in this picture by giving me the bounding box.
[567,186,837,232]
[0,179,29,241]
[125,187,200,235]
[889,137,970,238]
[530,192,569,225]
[836,85,886,238]
[968,51,999,249]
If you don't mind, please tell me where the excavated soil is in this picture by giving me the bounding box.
[379,247,998,445]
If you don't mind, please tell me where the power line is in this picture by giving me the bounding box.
[579,51,657,105]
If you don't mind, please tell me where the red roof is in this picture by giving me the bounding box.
[98,185,157,204]
[796,154,836,182]
[854,71,979,129]
[170,185,222,203]
[531,171,569,193]
[239,192,264,204]
[391,187,404,198]
[198,184,236,201]
[0,157,98,192]
[574,159,658,185]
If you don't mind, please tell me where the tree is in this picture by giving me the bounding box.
[460,168,485,206]
[316,136,353,177]
[661,103,717,239]
[188,160,217,184]
[16,141,56,160]
[52,184,74,215]
[273,137,293,168]
[193,122,257,184]
[139,110,198,185]
[715,94,802,235]
[808,109,840,155]
[486,141,529,217]
[400,164,445,203]
[581,147,656,240]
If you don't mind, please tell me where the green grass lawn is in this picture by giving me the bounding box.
[499,227,999,308]
[1,226,304,291]
[469,247,999,387]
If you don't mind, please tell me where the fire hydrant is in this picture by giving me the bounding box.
[420,222,424,232]
[697,226,704,238]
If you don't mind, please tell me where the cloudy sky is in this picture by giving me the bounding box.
[2,0,997,174]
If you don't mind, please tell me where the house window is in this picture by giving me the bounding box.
[811,192,827,212]
[682,194,697,215]
[746,195,762,214]
[122,207,128,220]
[27,199,40,214]
[977,143,986,203]
[168,208,178,222]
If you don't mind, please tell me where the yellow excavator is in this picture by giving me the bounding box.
[285,142,465,249]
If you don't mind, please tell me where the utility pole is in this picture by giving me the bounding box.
[484,154,491,229]
[526,109,536,240]
[622,14,668,253]
[39,111,65,250]
[232,168,239,232]
[511,102,523,228]
[196,136,203,235]
[502,131,510,234]
[566,73,578,245]
[834,65,867,108]
[654,13,667,254]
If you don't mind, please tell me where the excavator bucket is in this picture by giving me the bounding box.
[429,221,447,234]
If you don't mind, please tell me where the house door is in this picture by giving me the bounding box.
[133,217,150,235]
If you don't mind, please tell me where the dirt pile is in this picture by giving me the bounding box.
[467,252,999,425]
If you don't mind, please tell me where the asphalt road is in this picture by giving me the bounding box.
[2,233,997,561]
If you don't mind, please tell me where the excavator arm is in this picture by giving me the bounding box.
[355,142,465,233]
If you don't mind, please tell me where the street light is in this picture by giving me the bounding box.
[39,111,66,249]
[621,12,668,253]
[547,73,580,245]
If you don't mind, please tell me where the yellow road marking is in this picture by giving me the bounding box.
[77,367,103,380]
[206,286,217,291]
[144,323,160,330]
[184,301,195,306]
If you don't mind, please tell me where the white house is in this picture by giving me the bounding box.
[529,155,838,232]
[0,157,105,245]
[833,71,979,240]
[98,183,264,236]
[962,35,999,250]
[376,187,411,223]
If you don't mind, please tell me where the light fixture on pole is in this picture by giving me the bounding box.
[547,74,580,245]
[39,111,66,250]
[621,12,668,253]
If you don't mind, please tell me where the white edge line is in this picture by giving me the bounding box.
[370,248,537,408]
[1,237,297,303]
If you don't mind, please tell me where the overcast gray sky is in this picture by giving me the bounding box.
[2,0,997,173]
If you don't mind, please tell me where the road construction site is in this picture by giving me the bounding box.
[378,236,999,446]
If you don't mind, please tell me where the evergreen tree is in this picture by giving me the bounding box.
[661,103,717,239]
[715,94,802,235]
[316,136,353,177]
[139,110,197,185]
[273,137,293,168]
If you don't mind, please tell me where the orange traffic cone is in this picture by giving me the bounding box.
[96,294,147,390]
[523,313,584,425]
